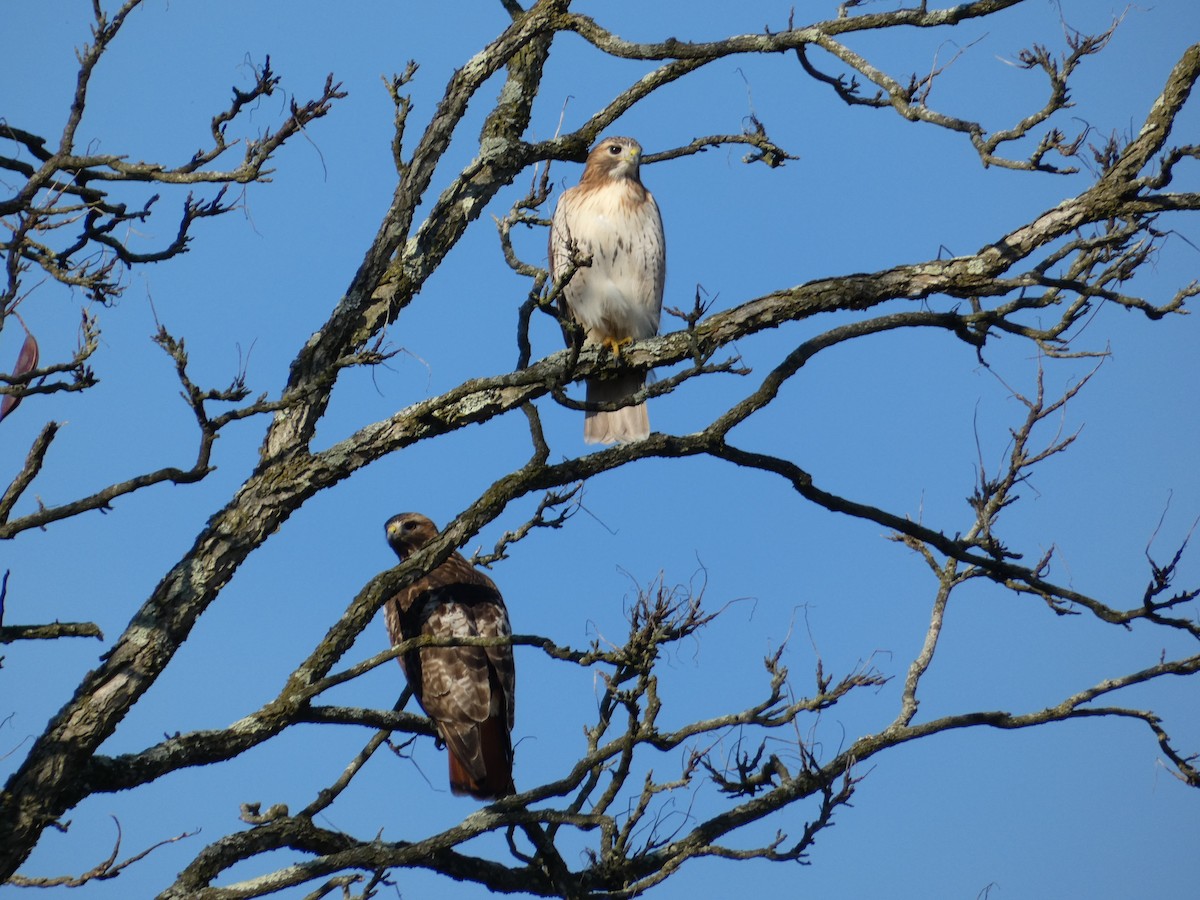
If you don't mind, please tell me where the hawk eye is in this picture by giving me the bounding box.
[608,144,622,155]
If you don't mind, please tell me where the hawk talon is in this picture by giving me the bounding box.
[602,336,634,359]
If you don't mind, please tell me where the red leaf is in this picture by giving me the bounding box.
[1,330,40,423]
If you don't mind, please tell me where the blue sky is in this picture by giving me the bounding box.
[2,2,1199,898]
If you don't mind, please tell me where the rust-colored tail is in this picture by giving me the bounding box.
[584,371,648,444]
[447,716,514,800]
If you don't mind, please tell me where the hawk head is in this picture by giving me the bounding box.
[384,512,439,560]
[583,136,644,183]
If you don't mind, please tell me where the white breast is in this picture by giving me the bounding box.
[551,181,666,343]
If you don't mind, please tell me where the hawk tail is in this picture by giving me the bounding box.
[585,372,648,444]
[447,716,514,800]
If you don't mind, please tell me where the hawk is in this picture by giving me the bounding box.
[549,136,665,444]
[383,513,515,799]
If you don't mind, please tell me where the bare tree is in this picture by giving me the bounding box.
[2,1,1198,897]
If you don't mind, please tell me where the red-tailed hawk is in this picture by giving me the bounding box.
[549,136,665,444]
[384,513,515,799]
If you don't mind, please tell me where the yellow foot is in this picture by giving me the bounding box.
[602,336,634,359]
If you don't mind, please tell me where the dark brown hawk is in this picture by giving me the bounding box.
[383,512,515,799]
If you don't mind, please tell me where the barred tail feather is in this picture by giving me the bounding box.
[446,716,514,800]
[585,373,649,444]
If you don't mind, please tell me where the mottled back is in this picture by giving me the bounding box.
[384,513,515,799]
